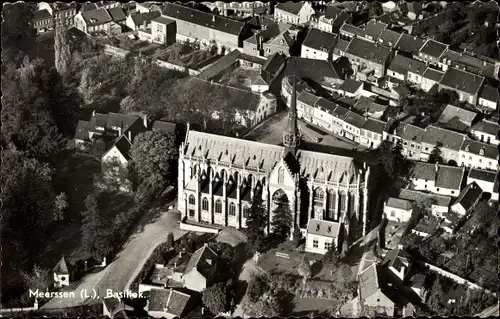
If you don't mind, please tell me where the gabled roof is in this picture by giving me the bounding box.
[338,78,363,94]
[438,105,478,126]
[395,122,425,142]
[395,33,425,56]
[262,52,287,75]
[353,96,388,115]
[386,197,412,210]
[53,257,69,274]
[162,2,245,36]
[75,120,90,140]
[333,38,350,54]
[81,8,112,26]
[106,135,132,161]
[441,49,461,63]
[103,297,133,318]
[422,67,445,82]
[460,139,497,160]
[152,16,175,26]
[302,28,338,52]
[324,5,346,20]
[421,126,466,151]
[456,53,496,79]
[439,67,485,96]
[344,110,365,128]
[382,249,410,269]
[339,23,366,38]
[307,219,340,238]
[275,1,307,15]
[148,288,191,316]
[130,11,161,26]
[358,263,379,302]
[436,165,465,190]
[479,84,499,103]
[297,90,321,106]
[471,119,499,136]
[388,54,426,76]
[410,162,436,181]
[108,7,126,22]
[364,19,388,40]
[253,75,269,86]
[266,29,295,48]
[468,168,497,184]
[362,118,386,134]
[283,57,344,85]
[398,189,452,207]
[452,182,483,211]
[183,244,218,279]
[419,39,448,58]
[378,28,402,47]
[408,273,426,289]
[345,37,392,65]
[33,9,52,20]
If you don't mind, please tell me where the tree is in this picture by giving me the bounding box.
[80,195,113,260]
[246,274,271,302]
[240,291,281,317]
[202,282,230,315]
[130,131,179,192]
[429,143,444,164]
[323,242,340,273]
[298,256,312,284]
[1,3,35,65]
[78,67,98,104]
[245,194,268,247]
[166,233,175,249]
[53,192,69,221]
[292,226,302,248]
[54,24,72,78]
[20,265,51,292]
[271,203,293,241]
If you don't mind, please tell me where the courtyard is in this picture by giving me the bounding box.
[218,66,260,90]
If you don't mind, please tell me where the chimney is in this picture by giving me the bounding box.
[174,261,177,269]
[143,20,147,29]
[435,161,439,173]
[206,259,212,265]
[92,110,96,116]
[128,130,132,141]
[204,242,208,247]
[212,15,215,22]
[117,127,122,137]
[179,251,183,258]
[143,114,148,128]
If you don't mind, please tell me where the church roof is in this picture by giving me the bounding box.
[53,257,69,274]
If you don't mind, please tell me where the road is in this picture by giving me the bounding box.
[41,206,185,310]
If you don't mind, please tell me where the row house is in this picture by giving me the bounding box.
[336,79,364,99]
[38,2,78,27]
[394,33,425,59]
[339,23,367,41]
[459,139,498,171]
[467,168,499,201]
[300,28,338,61]
[438,67,485,106]
[362,19,388,42]
[352,96,388,120]
[392,122,425,160]
[344,37,393,80]
[377,28,402,49]
[360,118,386,149]
[161,2,251,52]
[74,7,127,35]
[420,67,444,92]
[274,1,315,25]
[202,1,269,17]
[32,9,54,33]
[135,2,164,14]
[310,4,352,34]
[409,162,465,197]
[471,119,499,145]
[477,84,499,111]
[420,125,466,164]
[243,22,297,58]
[416,39,448,66]
[331,38,350,60]
[397,189,452,218]
[439,48,499,81]
[387,53,426,86]
[343,111,366,143]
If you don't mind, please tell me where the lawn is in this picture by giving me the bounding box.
[99,35,163,56]
[291,297,335,316]
[152,42,220,69]
[218,67,260,90]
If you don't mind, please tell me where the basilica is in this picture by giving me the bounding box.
[177,75,371,240]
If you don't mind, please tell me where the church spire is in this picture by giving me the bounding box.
[283,60,300,157]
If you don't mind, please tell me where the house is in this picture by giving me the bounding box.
[337,79,364,98]
[384,198,412,223]
[400,1,423,20]
[146,288,194,319]
[260,52,287,88]
[126,11,161,32]
[74,7,127,35]
[202,1,269,17]
[387,54,426,85]
[392,122,425,160]
[150,16,176,45]
[353,96,388,119]
[262,25,300,58]
[407,273,427,301]
[421,67,445,92]
[331,38,350,60]
[80,1,120,13]
[161,2,249,51]
[135,2,164,14]
[450,182,483,216]
[409,162,465,197]
[311,4,352,33]
[440,50,499,81]
[305,219,341,255]
[38,2,78,27]
[53,257,70,288]
[459,139,498,171]
[343,111,365,142]
[394,33,425,59]
[417,39,448,66]
[345,37,393,80]
[381,249,410,281]
[339,23,367,41]
[182,244,218,292]
[274,1,315,25]
[438,68,485,105]
[360,118,386,149]
[420,125,466,164]
[478,84,499,111]
[382,1,398,13]
[471,119,499,145]
[103,297,133,319]
[467,168,499,201]
[437,104,479,132]
[397,189,452,217]
[242,22,292,57]
[32,9,54,33]
[301,28,338,61]
[101,135,133,192]
[377,29,402,48]
[363,19,388,42]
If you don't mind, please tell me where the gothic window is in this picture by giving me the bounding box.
[278,167,285,184]
[339,192,347,212]
[314,188,324,207]
[327,190,336,219]
[348,193,356,216]
[189,195,195,205]
[215,200,222,214]
[202,198,209,211]
[229,203,236,216]
[272,189,288,209]
[243,205,250,218]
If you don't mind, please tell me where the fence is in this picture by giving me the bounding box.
[154,59,200,76]
[103,44,131,59]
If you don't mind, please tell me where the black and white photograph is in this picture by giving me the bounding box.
[1,1,499,317]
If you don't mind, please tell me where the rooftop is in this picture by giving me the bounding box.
[411,162,436,181]
[378,28,402,47]
[148,288,191,316]
[398,189,452,207]
[471,119,499,136]
[353,96,388,115]
[364,19,388,40]
[437,104,478,126]
[479,84,500,103]
[307,219,340,238]
[439,67,485,96]
[339,23,366,38]
[395,122,425,142]
[362,118,386,134]
[419,39,448,58]
[386,197,413,210]
[421,126,466,151]
[452,182,483,211]
[435,165,465,190]
[345,37,392,65]
[395,33,425,55]
[468,168,497,183]
[53,257,69,274]
[338,78,363,94]
[302,28,338,52]
[275,1,306,15]
[388,54,426,76]
[460,139,498,160]
[422,67,445,82]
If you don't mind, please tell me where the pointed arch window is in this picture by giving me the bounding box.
[215,200,222,214]
[327,190,336,219]
[189,195,195,205]
[278,167,285,184]
[243,205,250,218]
[314,188,324,207]
[339,192,347,212]
[202,197,209,211]
[229,202,236,216]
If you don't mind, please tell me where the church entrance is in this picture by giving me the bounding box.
[272,189,289,210]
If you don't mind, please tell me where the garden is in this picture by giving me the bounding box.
[151,41,220,69]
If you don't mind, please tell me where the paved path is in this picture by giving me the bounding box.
[41,207,185,310]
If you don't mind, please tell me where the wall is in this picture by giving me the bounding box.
[459,151,498,171]
[138,283,165,295]
[154,59,201,76]
[478,97,497,110]
[301,46,329,61]
[179,221,221,234]
[103,44,131,58]
[305,234,337,255]
[471,130,499,146]
[383,205,412,223]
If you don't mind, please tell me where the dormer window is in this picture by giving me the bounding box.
[465,144,470,152]
[479,148,484,156]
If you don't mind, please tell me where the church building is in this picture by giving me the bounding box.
[177,74,371,242]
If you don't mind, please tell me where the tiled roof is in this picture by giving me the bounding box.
[435,165,465,190]
[344,110,365,128]
[33,9,52,20]
[109,135,132,161]
[106,113,144,132]
[152,120,176,133]
[333,38,350,54]
[468,168,497,183]
[422,67,445,82]
[316,97,340,113]
[283,56,343,85]
[452,182,483,211]
[395,122,425,142]
[152,16,175,25]
[81,8,112,26]
[339,23,366,38]
[386,197,412,210]
[395,33,425,55]
[338,78,363,94]
[460,139,498,160]
[324,5,345,19]
[298,90,321,106]
[378,28,402,47]
[353,96,388,115]
[302,28,338,52]
[307,219,340,238]
[362,118,386,134]
[358,263,379,302]
[130,11,161,26]
[419,39,448,58]
[421,126,466,151]
[479,85,499,103]
[388,55,426,76]
[162,2,245,36]
[53,257,69,274]
[398,189,452,207]
[345,37,392,65]
[456,53,496,79]
[74,120,90,140]
[439,67,485,96]
[382,249,410,269]
[262,52,286,75]
[364,19,388,40]
[441,49,461,63]
[411,162,436,181]
[183,244,218,279]
[438,105,478,126]
[275,1,306,15]
[471,119,499,136]
[108,7,126,21]
[148,288,191,316]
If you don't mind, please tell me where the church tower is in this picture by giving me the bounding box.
[283,73,301,156]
